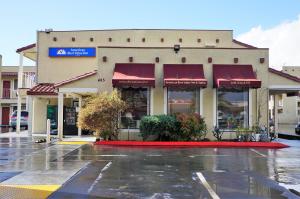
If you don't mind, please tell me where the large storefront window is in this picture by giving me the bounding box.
[120,87,149,129]
[168,88,200,114]
[217,89,249,130]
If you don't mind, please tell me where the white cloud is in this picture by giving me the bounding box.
[237,15,300,70]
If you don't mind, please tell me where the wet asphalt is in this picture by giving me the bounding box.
[50,140,300,199]
[0,137,299,199]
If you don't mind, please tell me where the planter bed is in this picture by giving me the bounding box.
[94,141,289,148]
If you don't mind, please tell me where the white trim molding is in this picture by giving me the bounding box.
[164,87,167,114]
[269,85,300,90]
[249,89,252,128]
[213,88,217,127]
[200,89,203,116]
[150,88,154,115]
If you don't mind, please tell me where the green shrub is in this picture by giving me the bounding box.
[139,115,160,140]
[139,115,179,141]
[140,113,207,141]
[175,113,207,141]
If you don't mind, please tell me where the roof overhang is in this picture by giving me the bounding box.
[16,43,37,61]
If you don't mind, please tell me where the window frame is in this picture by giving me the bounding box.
[216,88,250,131]
[118,86,151,129]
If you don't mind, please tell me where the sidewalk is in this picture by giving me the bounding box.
[0,130,96,143]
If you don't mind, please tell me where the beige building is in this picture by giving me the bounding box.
[276,66,300,126]
[0,55,35,128]
[14,29,300,140]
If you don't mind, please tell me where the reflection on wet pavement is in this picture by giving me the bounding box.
[49,140,300,199]
[0,136,299,198]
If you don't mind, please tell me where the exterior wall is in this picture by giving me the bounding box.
[282,66,300,78]
[98,47,269,139]
[269,72,300,87]
[58,75,98,89]
[278,94,298,124]
[37,29,242,84]
[35,29,269,140]
[274,67,300,125]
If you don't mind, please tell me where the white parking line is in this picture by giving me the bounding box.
[196,172,220,199]
[88,161,112,194]
[189,155,230,158]
[250,149,267,157]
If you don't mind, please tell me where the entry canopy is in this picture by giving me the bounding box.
[163,64,207,87]
[213,64,261,88]
[112,63,155,87]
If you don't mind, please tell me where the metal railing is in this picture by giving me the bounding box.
[1,88,18,99]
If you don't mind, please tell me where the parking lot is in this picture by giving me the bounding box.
[0,137,299,198]
[50,140,300,199]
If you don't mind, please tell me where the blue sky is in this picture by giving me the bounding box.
[1,0,300,66]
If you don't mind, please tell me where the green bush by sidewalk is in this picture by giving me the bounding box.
[140,113,207,141]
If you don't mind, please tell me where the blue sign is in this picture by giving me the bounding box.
[49,47,96,57]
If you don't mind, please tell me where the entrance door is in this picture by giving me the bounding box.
[2,81,11,99]
[1,107,10,125]
[63,107,78,135]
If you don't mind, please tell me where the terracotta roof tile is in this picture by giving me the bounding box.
[27,83,57,96]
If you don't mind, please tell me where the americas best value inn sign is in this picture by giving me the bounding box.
[49,47,96,57]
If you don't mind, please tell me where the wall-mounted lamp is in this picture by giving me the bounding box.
[174,44,180,53]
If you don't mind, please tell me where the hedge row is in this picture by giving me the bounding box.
[139,113,207,141]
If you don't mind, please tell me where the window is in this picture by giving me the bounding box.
[168,88,200,115]
[13,79,18,90]
[120,87,149,129]
[217,89,249,130]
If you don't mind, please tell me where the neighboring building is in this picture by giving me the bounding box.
[15,29,299,140]
[0,55,35,127]
[268,68,300,133]
[278,66,300,125]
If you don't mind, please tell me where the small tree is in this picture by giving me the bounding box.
[77,90,126,141]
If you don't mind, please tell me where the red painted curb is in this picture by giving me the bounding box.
[94,141,289,148]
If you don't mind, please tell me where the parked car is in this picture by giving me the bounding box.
[9,111,28,130]
[295,123,300,135]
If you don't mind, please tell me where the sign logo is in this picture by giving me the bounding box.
[57,49,66,55]
[49,47,96,57]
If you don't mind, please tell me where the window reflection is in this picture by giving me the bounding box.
[120,87,149,129]
[168,88,200,114]
[217,89,249,130]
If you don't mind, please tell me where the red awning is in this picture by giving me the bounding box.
[112,63,155,87]
[163,64,207,87]
[213,64,261,88]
